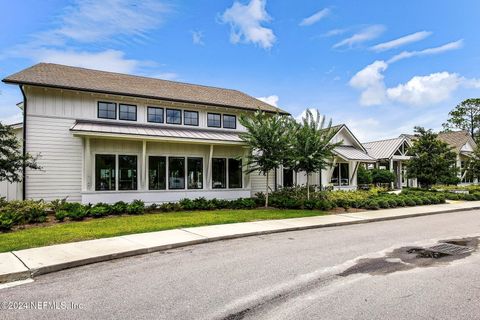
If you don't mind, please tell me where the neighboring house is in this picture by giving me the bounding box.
[401,131,478,185]
[275,124,376,191]
[2,63,288,204]
[363,136,415,189]
[437,131,478,184]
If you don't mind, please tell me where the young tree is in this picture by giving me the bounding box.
[442,98,480,141]
[357,165,372,185]
[0,122,40,183]
[406,127,458,188]
[289,110,341,199]
[371,168,395,185]
[239,111,291,207]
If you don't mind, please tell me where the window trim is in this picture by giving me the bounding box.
[183,110,199,127]
[118,103,137,122]
[223,114,237,129]
[166,108,182,125]
[94,154,116,191]
[212,157,227,189]
[168,156,186,190]
[228,158,242,189]
[118,154,138,190]
[97,101,117,120]
[207,113,222,128]
[147,106,164,124]
[148,155,167,190]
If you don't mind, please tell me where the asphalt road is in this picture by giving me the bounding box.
[1,209,480,320]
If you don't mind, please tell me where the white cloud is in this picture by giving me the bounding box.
[388,39,463,63]
[0,113,23,125]
[295,108,324,123]
[191,31,205,45]
[51,0,169,43]
[322,28,348,37]
[299,8,330,26]
[386,72,462,106]
[221,0,276,49]
[256,95,279,106]
[349,60,388,106]
[31,48,140,73]
[370,31,432,52]
[150,72,179,80]
[333,25,385,49]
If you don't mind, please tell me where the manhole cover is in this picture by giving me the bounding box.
[427,243,474,255]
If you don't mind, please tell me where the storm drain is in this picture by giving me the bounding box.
[407,242,474,259]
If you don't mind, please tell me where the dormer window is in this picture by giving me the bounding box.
[223,114,236,129]
[166,109,182,124]
[207,113,221,128]
[184,111,199,126]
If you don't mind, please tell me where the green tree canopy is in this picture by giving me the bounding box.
[357,165,372,185]
[465,147,480,182]
[371,168,395,184]
[239,111,291,207]
[0,122,40,183]
[289,110,341,199]
[406,127,459,188]
[442,98,480,141]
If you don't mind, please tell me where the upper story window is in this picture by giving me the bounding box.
[223,114,236,129]
[184,111,199,126]
[207,113,221,128]
[166,109,182,125]
[148,107,164,123]
[98,102,116,120]
[119,104,137,121]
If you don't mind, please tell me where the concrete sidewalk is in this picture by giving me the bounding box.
[1,201,480,284]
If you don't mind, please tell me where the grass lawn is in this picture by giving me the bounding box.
[0,209,328,253]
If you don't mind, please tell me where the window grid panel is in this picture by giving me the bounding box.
[119,104,137,121]
[166,109,182,124]
[223,115,236,129]
[147,107,164,123]
[98,102,116,120]
[184,111,199,126]
[207,113,221,128]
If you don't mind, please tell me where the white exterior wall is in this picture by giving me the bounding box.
[21,86,253,203]
[0,127,24,200]
[251,170,275,195]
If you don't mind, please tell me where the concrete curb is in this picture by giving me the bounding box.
[1,204,479,284]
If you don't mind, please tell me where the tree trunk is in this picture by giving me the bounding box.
[306,173,310,200]
[265,171,269,208]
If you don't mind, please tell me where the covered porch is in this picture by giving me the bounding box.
[71,120,251,204]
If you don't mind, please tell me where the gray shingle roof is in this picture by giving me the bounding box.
[3,63,288,114]
[363,137,407,160]
[437,130,477,152]
[70,120,245,144]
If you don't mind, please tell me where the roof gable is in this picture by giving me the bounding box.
[330,124,367,152]
[363,136,411,160]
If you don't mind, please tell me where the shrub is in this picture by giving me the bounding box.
[67,206,88,221]
[3,200,48,224]
[127,200,145,215]
[159,202,182,212]
[412,197,423,205]
[90,205,110,218]
[386,198,397,208]
[371,169,395,184]
[55,210,67,222]
[357,166,372,185]
[303,199,316,210]
[314,199,333,211]
[0,211,22,231]
[112,201,128,215]
[230,198,257,209]
[377,199,389,209]
[421,197,431,205]
[396,198,406,207]
[445,193,459,200]
[464,194,476,201]
[405,198,416,206]
[365,200,380,210]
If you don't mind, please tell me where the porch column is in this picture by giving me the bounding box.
[207,145,213,190]
[398,161,403,189]
[141,140,147,190]
[389,158,394,189]
[243,147,251,189]
[83,137,91,192]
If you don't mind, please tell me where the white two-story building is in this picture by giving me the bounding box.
[2,63,374,203]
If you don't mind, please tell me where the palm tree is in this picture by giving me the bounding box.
[239,111,291,207]
[289,110,340,199]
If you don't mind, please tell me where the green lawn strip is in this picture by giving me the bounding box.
[0,209,328,253]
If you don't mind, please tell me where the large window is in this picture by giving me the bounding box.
[119,104,137,121]
[212,158,226,188]
[149,156,166,190]
[184,111,199,126]
[169,157,185,189]
[331,163,349,186]
[95,154,116,191]
[166,109,182,124]
[228,158,242,188]
[283,168,294,188]
[207,113,221,128]
[223,115,236,129]
[98,102,116,119]
[187,158,203,189]
[118,155,137,190]
[148,107,164,123]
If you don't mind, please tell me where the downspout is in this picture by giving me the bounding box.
[20,85,27,200]
[274,168,278,191]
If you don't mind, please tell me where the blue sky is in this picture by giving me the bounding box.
[1,0,480,141]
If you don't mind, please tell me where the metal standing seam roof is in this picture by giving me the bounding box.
[437,130,477,153]
[333,146,376,162]
[362,137,407,160]
[2,63,289,114]
[70,120,245,143]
